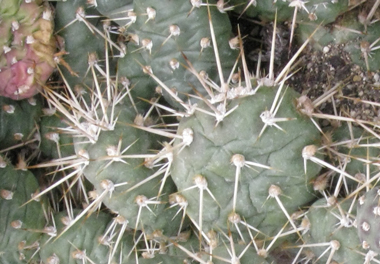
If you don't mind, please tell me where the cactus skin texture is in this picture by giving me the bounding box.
[230,0,349,24]
[39,210,134,264]
[0,157,46,264]
[205,244,270,264]
[357,187,380,255]
[54,0,118,93]
[0,0,55,100]
[171,85,321,240]
[118,0,238,108]
[5,1,379,263]
[328,123,380,188]
[39,112,75,159]
[345,20,380,72]
[303,197,363,263]
[0,95,41,150]
[94,0,133,20]
[73,104,183,236]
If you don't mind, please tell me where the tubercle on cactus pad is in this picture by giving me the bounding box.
[0,0,56,100]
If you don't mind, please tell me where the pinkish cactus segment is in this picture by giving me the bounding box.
[0,0,56,100]
[0,46,55,100]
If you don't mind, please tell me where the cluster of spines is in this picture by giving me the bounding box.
[357,187,380,258]
[0,0,56,100]
[3,0,380,263]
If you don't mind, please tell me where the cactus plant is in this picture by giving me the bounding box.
[39,210,135,264]
[0,0,56,100]
[170,83,322,252]
[357,186,380,256]
[72,103,184,237]
[39,111,75,159]
[2,0,380,263]
[93,0,133,20]
[326,123,380,193]
[117,0,238,108]
[0,95,41,150]
[0,156,46,263]
[300,197,363,263]
[54,0,122,96]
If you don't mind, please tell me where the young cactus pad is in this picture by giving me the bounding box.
[0,0,55,100]
[73,104,183,236]
[357,187,380,256]
[39,112,75,159]
[39,210,134,264]
[328,123,380,189]
[171,84,321,239]
[0,95,41,150]
[0,157,46,263]
[118,0,238,108]
[54,0,119,91]
[302,197,363,263]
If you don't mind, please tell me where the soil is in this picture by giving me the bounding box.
[288,43,380,124]
[229,9,380,128]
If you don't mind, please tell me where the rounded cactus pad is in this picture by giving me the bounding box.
[0,157,46,263]
[171,85,322,238]
[0,95,42,150]
[39,111,75,159]
[39,210,135,264]
[357,187,380,255]
[118,0,238,108]
[0,0,56,100]
[54,0,120,92]
[73,104,183,236]
[304,197,362,263]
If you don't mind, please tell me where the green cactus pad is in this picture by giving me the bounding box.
[54,0,119,92]
[329,123,380,188]
[39,112,75,159]
[118,0,238,108]
[230,0,293,22]
[304,197,363,263]
[73,104,183,236]
[171,85,321,239]
[0,96,41,150]
[0,158,46,263]
[345,20,380,72]
[39,210,135,264]
[94,0,133,19]
[357,187,380,255]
